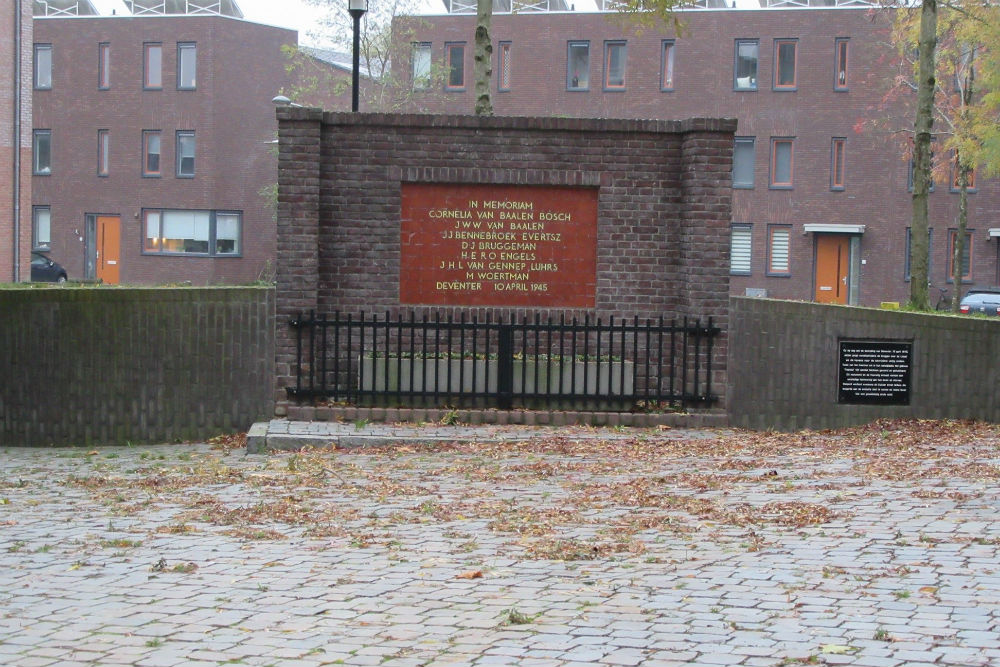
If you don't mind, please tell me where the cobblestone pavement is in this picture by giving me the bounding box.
[2,420,999,666]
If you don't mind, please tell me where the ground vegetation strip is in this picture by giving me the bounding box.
[1,418,998,666]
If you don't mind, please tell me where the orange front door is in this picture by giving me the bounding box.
[814,235,850,304]
[96,215,121,285]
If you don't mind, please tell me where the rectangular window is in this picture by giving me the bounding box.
[215,212,242,255]
[33,130,52,175]
[143,209,242,256]
[835,38,849,90]
[604,41,626,90]
[412,42,431,90]
[33,206,51,250]
[498,41,511,91]
[948,229,973,282]
[567,41,590,91]
[774,39,797,89]
[770,137,794,188]
[144,43,162,89]
[661,40,675,91]
[732,137,755,189]
[445,42,465,90]
[908,156,936,192]
[99,42,110,89]
[143,130,161,177]
[768,225,791,276]
[734,39,758,90]
[730,224,752,275]
[831,137,846,190]
[950,155,976,191]
[98,130,109,177]
[177,42,197,89]
[904,227,932,281]
[34,44,52,90]
[176,131,195,177]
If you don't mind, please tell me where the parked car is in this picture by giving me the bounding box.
[959,288,1000,316]
[30,251,68,283]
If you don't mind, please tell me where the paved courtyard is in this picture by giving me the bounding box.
[1,419,999,666]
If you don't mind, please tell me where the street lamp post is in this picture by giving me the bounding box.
[348,0,367,112]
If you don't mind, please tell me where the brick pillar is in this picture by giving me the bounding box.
[274,107,323,414]
[679,118,736,408]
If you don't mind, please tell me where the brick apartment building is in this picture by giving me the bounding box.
[31,0,351,285]
[394,1,1000,308]
[1,0,32,283]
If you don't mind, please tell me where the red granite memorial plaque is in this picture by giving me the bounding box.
[400,183,598,307]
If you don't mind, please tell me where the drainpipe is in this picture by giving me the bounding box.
[12,0,23,282]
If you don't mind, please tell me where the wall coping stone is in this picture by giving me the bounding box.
[277,108,738,135]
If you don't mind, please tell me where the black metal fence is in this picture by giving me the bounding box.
[287,311,720,410]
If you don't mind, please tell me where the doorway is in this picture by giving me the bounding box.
[85,214,121,284]
[814,234,850,304]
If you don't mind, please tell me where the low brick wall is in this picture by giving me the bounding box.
[0,287,274,446]
[729,297,1000,430]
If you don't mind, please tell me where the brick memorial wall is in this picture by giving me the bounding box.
[274,111,735,415]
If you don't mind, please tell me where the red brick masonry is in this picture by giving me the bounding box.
[274,111,735,412]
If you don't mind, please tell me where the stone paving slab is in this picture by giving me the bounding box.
[1,422,999,666]
[247,419,725,453]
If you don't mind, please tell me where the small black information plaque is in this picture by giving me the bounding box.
[838,340,912,405]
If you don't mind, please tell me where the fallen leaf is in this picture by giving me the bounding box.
[455,570,483,580]
[821,644,856,655]
[919,586,938,596]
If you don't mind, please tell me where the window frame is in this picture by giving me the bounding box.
[34,43,52,90]
[567,40,590,91]
[144,42,163,90]
[98,42,111,89]
[32,206,51,251]
[175,131,196,178]
[769,137,794,189]
[831,137,846,191]
[660,40,675,91]
[907,156,936,192]
[603,40,627,91]
[767,225,792,277]
[734,39,758,91]
[773,39,797,90]
[730,224,753,276]
[834,38,849,91]
[497,41,512,92]
[444,42,466,91]
[98,129,110,177]
[33,129,52,176]
[732,136,756,189]
[904,226,933,282]
[411,42,431,90]
[950,155,977,192]
[177,42,197,90]
[947,228,973,283]
[142,209,243,257]
[142,130,161,178]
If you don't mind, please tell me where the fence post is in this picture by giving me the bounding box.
[497,323,514,410]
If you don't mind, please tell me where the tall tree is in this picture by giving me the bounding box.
[910,0,937,311]
[858,1,1000,309]
[474,0,494,116]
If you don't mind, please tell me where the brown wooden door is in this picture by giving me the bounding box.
[96,215,121,285]
[814,235,849,304]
